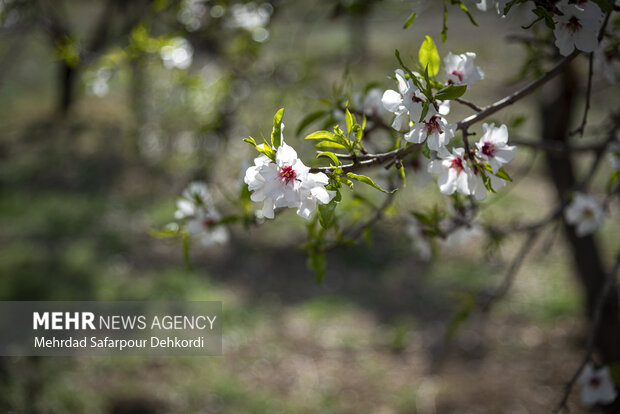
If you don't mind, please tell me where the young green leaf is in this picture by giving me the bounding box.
[435,85,467,100]
[403,11,417,29]
[419,35,440,77]
[317,151,342,166]
[345,108,355,136]
[307,250,326,284]
[345,172,395,193]
[305,130,336,140]
[271,108,285,149]
[244,137,276,161]
[318,198,338,229]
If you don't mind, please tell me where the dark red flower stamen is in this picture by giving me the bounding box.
[279,165,297,185]
[451,70,464,82]
[567,16,582,33]
[424,115,443,135]
[450,157,465,173]
[481,141,497,157]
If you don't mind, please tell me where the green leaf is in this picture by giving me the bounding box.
[307,251,326,284]
[271,108,285,149]
[182,231,192,271]
[607,170,620,193]
[398,163,407,187]
[435,85,467,101]
[305,130,336,140]
[296,110,327,136]
[419,101,430,123]
[495,167,512,182]
[419,35,440,77]
[422,143,431,159]
[345,108,355,136]
[316,140,348,150]
[244,136,276,161]
[317,151,342,166]
[345,172,394,193]
[456,1,478,26]
[403,11,417,29]
[318,197,338,229]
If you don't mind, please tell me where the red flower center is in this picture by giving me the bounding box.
[411,94,423,103]
[451,70,464,82]
[279,165,297,185]
[567,16,582,33]
[482,141,496,157]
[424,115,443,135]
[202,218,216,228]
[589,376,601,387]
[450,157,465,173]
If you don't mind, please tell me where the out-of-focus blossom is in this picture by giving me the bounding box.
[406,217,432,261]
[229,2,272,42]
[175,182,229,246]
[443,52,484,86]
[160,37,193,70]
[564,192,605,237]
[578,363,617,407]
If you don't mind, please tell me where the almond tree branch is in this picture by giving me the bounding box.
[554,249,620,413]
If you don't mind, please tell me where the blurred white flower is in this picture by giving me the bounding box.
[554,0,603,56]
[178,0,208,31]
[565,192,605,237]
[362,88,387,118]
[229,2,272,42]
[89,68,111,97]
[475,0,508,15]
[443,52,484,87]
[578,363,617,407]
[474,123,516,173]
[175,182,229,247]
[160,37,193,70]
[406,217,432,261]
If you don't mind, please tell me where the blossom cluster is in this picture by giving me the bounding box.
[244,141,336,220]
[382,52,516,201]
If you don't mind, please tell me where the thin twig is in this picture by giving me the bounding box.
[570,52,594,137]
[457,50,580,132]
[554,250,620,413]
[454,97,482,112]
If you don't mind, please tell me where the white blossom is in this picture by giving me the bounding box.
[474,123,516,173]
[382,69,425,130]
[578,363,618,407]
[565,192,605,237]
[160,37,193,69]
[428,147,474,197]
[443,52,484,87]
[554,0,603,56]
[475,0,509,15]
[175,182,229,246]
[405,110,456,151]
[363,88,388,118]
[229,2,272,42]
[244,142,335,220]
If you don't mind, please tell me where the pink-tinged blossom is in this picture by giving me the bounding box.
[244,142,335,220]
[554,0,603,56]
[382,69,425,130]
[428,147,473,196]
[475,123,516,173]
[578,363,617,407]
[444,52,484,87]
[405,110,456,151]
[564,192,605,237]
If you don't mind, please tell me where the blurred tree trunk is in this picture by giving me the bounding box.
[540,64,620,364]
[57,61,76,116]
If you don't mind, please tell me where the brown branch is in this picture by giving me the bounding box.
[454,97,482,112]
[570,52,594,137]
[309,143,421,173]
[457,50,580,132]
[554,249,620,413]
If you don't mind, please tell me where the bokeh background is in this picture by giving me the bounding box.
[1,0,619,412]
